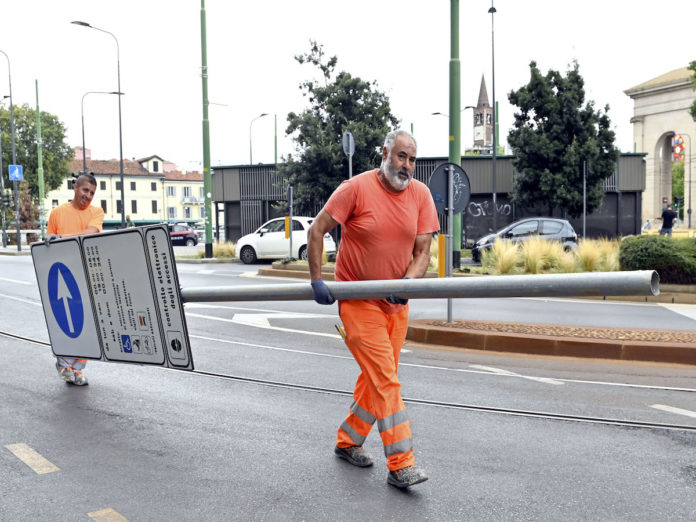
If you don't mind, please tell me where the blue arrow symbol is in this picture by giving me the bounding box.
[56,269,75,334]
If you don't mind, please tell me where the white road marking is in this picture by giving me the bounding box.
[88,508,129,521]
[0,292,41,306]
[191,334,352,359]
[658,303,696,322]
[650,404,696,419]
[5,443,59,474]
[186,311,342,339]
[0,276,32,285]
[196,269,215,274]
[469,364,564,385]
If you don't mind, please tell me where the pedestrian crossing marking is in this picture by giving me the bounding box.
[88,508,129,521]
[4,443,59,474]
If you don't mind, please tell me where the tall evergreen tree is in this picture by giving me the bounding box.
[507,61,618,218]
[279,41,398,215]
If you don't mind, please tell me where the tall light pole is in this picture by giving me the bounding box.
[489,0,498,231]
[200,0,213,258]
[249,113,268,164]
[81,91,123,175]
[0,95,8,248]
[0,49,19,251]
[71,21,126,228]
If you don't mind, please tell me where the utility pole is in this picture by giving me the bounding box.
[449,0,462,269]
[36,80,45,239]
[200,0,213,258]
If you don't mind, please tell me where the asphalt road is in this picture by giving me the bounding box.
[1,254,695,520]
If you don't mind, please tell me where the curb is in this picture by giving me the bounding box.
[407,320,696,366]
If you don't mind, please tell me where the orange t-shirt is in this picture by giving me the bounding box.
[325,169,440,312]
[47,202,104,236]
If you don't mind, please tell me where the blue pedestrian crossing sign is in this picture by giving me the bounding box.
[47,262,84,338]
[8,165,23,181]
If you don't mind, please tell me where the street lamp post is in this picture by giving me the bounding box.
[81,91,123,176]
[249,113,268,164]
[0,49,19,251]
[0,95,8,248]
[71,21,126,228]
[489,0,498,231]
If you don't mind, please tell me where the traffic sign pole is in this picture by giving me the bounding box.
[0,132,6,248]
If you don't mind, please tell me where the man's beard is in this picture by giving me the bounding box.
[382,152,413,192]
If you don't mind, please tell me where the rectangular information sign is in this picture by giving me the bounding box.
[31,225,193,370]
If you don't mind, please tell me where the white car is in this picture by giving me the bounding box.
[236,216,336,264]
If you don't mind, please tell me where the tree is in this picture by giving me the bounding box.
[279,41,398,214]
[1,104,73,200]
[689,60,696,121]
[507,61,618,218]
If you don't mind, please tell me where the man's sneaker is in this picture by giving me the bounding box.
[334,445,374,467]
[387,466,428,488]
[72,371,88,386]
[56,362,75,383]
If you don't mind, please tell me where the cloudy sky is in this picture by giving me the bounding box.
[1,1,694,172]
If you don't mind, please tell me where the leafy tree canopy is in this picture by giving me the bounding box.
[689,60,696,121]
[507,61,618,218]
[279,41,398,214]
[1,104,73,199]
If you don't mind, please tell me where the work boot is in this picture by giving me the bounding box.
[334,445,373,467]
[387,466,428,488]
[56,362,75,383]
[71,371,88,386]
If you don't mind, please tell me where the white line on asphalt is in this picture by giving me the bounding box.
[195,269,215,274]
[186,302,335,316]
[650,404,696,419]
[0,276,32,285]
[469,364,564,385]
[191,334,353,359]
[658,303,696,322]
[0,292,41,306]
[4,443,59,474]
[88,508,129,521]
[186,311,342,339]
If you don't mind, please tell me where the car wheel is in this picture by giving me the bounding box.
[299,245,308,261]
[186,238,196,247]
[240,246,257,264]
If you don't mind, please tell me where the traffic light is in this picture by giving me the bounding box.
[1,192,12,209]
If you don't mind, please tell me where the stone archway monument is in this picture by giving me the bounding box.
[625,67,696,226]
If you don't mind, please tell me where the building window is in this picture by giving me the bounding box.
[475,113,483,125]
[152,200,158,213]
[52,199,59,208]
[100,181,106,190]
[67,180,74,190]
[101,200,107,212]
[116,200,122,214]
[199,206,206,219]
[130,181,136,190]
[131,200,137,214]
[166,186,176,197]
[183,186,192,198]
[199,186,205,198]
[168,207,177,219]
[486,113,492,125]
[151,182,157,191]
[153,160,159,173]
[116,181,122,190]
[184,207,192,219]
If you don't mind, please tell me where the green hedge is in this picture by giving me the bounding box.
[619,235,696,284]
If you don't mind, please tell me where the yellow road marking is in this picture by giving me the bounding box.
[4,443,59,474]
[88,508,129,521]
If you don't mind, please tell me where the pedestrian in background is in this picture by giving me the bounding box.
[658,204,677,236]
[307,130,439,488]
[46,173,104,385]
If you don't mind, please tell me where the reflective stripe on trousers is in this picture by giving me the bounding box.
[56,357,87,371]
[336,300,415,471]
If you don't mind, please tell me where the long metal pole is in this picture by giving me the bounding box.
[446,164,454,323]
[200,0,213,259]
[180,270,659,303]
[449,0,462,268]
[36,80,45,240]
[0,116,6,248]
[0,50,19,251]
[489,1,497,231]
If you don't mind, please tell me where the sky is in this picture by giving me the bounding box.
[1,1,694,173]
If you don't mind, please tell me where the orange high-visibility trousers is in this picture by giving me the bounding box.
[336,300,415,471]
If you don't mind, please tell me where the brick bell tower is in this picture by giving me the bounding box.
[472,75,493,153]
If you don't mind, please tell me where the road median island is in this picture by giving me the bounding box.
[407,319,696,366]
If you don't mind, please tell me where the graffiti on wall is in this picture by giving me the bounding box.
[466,200,511,217]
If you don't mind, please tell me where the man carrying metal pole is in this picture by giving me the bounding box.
[307,130,439,488]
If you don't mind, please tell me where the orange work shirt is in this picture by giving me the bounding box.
[325,169,440,312]
[47,202,105,236]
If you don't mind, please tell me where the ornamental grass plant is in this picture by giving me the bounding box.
[520,236,564,274]
[482,237,519,274]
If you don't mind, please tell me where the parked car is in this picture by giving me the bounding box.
[168,223,199,246]
[471,217,578,262]
[236,216,336,264]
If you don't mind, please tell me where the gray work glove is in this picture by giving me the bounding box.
[45,234,61,245]
[386,277,410,305]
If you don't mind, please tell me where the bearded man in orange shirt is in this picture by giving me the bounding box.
[46,173,104,385]
[307,130,439,488]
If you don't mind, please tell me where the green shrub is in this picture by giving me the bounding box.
[619,235,696,284]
